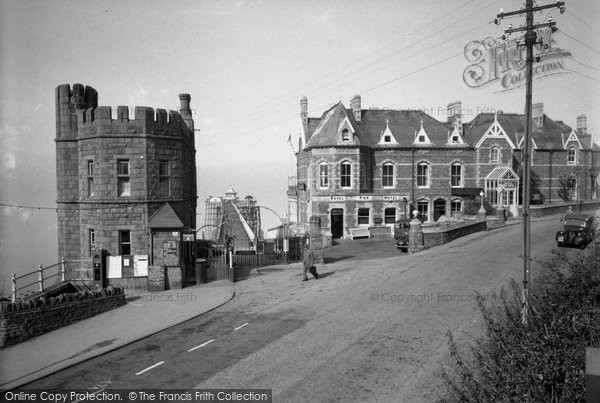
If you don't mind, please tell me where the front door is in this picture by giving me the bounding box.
[433,199,446,221]
[331,208,344,239]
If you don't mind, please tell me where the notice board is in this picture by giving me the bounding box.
[163,240,180,266]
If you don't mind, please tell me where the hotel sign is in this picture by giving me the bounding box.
[463,28,571,91]
[313,195,408,202]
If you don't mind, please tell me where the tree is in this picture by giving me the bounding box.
[557,169,579,202]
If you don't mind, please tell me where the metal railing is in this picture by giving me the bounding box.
[10,257,83,303]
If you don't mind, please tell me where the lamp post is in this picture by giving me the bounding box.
[478,190,486,218]
[283,212,289,264]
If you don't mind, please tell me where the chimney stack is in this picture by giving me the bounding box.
[179,93,194,132]
[446,101,462,135]
[300,96,308,131]
[532,102,544,128]
[350,95,361,122]
[576,114,587,135]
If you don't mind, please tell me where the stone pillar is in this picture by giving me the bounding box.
[408,218,424,253]
[309,215,322,250]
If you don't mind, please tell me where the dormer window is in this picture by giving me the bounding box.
[342,129,350,142]
[451,135,460,143]
[418,135,426,143]
[384,135,391,142]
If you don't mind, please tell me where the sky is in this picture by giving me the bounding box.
[1,0,599,294]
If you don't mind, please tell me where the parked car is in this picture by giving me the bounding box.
[394,218,411,252]
[556,213,596,249]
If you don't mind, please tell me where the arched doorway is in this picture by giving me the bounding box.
[331,208,344,239]
[433,199,446,221]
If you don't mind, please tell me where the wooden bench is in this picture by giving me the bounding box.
[348,227,371,239]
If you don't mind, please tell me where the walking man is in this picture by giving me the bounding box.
[302,248,319,281]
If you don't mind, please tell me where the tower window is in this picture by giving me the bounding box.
[158,161,170,196]
[120,230,131,255]
[87,160,94,197]
[117,160,131,197]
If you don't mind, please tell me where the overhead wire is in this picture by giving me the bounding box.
[207,0,487,129]
[205,0,503,134]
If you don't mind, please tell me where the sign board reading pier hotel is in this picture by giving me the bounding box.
[463,27,571,91]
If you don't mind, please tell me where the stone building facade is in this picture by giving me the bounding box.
[291,96,598,239]
[55,84,197,287]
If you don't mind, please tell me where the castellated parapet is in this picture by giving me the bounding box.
[55,84,197,289]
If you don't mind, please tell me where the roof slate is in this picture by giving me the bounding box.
[304,102,461,148]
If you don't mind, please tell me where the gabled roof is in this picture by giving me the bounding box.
[465,112,588,151]
[485,166,519,181]
[148,202,185,228]
[303,104,461,149]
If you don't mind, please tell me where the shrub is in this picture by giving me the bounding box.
[444,243,600,402]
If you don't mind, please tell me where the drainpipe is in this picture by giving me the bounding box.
[548,150,553,204]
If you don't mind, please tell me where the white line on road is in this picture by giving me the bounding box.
[135,361,164,375]
[234,322,248,331]
[187,339,215,352]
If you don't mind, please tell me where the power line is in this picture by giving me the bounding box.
[202,21,490,143]
[564,67,600,85]
[559,29,600,56]
[0,203,57,211]
[206,0,492,130]
[200,50,464,148]
[205,0,503,134]
[567,10,600,37]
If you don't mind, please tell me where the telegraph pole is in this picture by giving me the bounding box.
[496,0,565,324]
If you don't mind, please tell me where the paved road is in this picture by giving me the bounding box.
[25,218,574,401]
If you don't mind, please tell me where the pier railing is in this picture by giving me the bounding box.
[10,258,91,303]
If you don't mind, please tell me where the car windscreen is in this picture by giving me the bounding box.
[564,219,586,228]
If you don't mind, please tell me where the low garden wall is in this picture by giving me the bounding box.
[530,200,600,217]
[422,219,487,249]
[0,287,126,348]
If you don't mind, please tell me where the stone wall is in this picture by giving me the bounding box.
[422,220,487,249]
[0,287,125,348]
[530,200,600,217]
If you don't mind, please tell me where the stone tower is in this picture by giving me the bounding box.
[55,84,197,286]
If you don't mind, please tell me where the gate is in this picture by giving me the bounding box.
[207,245,233,281]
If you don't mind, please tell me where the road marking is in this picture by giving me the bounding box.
[234,322,248,331]
[135,361,164,375]
[187,339,215,352]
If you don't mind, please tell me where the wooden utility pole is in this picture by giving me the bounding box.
[496,0,565,324]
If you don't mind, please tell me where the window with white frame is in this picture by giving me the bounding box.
[417,200,429,222]
[490,146,500,163]
[357,208,370,225]
[319,163,328,188]
[382,163,394,188]
[450,163,463,187]
[417,162,429,187]
[340,161,352,188]
[384,207,396,224]
[88,229,95,257]
[567,147,576,165]
[117,160,131,197]
[451,199,462,214]
[87,160,94,197]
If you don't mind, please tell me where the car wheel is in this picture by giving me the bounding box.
[557,242,562,247]
[580,242,587,250]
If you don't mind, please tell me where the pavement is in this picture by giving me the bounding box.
[0,280,235,390]
[0,210,588,391]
